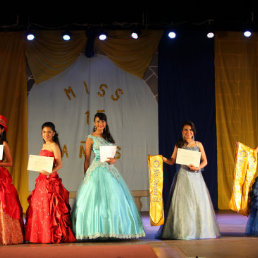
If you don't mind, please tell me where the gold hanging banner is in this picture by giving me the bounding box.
[148,155,164,226]
[229,142,257,216]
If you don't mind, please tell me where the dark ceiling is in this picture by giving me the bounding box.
[1,5,258,32]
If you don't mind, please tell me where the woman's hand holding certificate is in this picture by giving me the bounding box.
[27,155,54,173]
[176,148,201,169]
[100,145,117,163]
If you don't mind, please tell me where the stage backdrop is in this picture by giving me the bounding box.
[28,54,158,211]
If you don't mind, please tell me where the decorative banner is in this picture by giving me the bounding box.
[148,155,164,226]
[229,142,257,216]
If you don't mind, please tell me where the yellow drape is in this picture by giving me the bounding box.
[96,30,163,78]
[0,32,28,212]
[26,30,87,84]
[215,32,258,209]
[26,30,163,84]
[229,142,257,215]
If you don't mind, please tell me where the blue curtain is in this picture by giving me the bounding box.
[158,30,218,209]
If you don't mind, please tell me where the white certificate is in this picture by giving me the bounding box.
[99,145,117,162]
[176,148,201,167]
[27,155,54,173]
[0,145,3,160]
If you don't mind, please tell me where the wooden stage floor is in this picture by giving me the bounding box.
[0,210,257,258]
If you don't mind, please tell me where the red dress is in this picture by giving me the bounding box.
[25,150,76,243]
[0,166,24,245]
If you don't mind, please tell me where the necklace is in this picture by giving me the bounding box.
[185,140,194,147]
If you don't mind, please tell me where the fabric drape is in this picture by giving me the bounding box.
[92,30,162,78]
[229,142,257,215]
[0,32,28,212]
[26,30,87,84]
[215,31,258,209]
[26,30,162,84]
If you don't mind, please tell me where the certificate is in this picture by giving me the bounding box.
[176,148,201,167]
[27,155,54,173]
[99,145,117,162]
[0,145,3,160]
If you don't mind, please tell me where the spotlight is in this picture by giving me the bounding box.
[131,29,141,40]
[207,32,215,39]
[168,31,176,39]
[131,32,139,39]
[98,32,108,41]
[26,32,35,41]
[62,31,71,41]
[243,30,252,38]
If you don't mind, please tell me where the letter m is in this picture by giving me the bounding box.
[64,86,76,100]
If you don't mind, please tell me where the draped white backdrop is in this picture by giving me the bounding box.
[28,54,158,211]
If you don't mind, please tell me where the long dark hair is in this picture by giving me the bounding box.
[42,122,62,151]
[0,124,7,144]
[93,113,115,144]
[176,121,196,148]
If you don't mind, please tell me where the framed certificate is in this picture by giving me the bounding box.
[176,148,201,167]
[27,155,54,173]
[99,145,117,162]
[0,145,3,160]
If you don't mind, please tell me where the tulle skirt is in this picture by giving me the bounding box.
[71,161,145,239]
[158,167,220,240]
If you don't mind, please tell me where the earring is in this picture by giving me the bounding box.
[93,126,96,131]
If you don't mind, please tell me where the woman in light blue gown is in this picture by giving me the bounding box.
[158,121,220,240]
[71,112,145,240]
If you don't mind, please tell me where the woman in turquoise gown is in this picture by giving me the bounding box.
[71,112,145,240]
[157,121,220,240]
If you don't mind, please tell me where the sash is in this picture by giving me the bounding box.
[229,142,257,216]
[148,155,164,226]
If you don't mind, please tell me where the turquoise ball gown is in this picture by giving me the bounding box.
[71,135,145,240]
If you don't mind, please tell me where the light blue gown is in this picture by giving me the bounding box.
[158,144,220,240]
[71,135,145,240]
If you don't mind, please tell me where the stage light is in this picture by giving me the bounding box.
[62,31,71,41]
[243,30,252,38]
[26,32,35,41]
[168,31,176,39]
[98,32,108,41]
[131,32,139,39]
[207,32,215,39]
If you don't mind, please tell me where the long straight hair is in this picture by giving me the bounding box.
[41,122,62,152]
[176,121,196,148]
[93,113,115,144]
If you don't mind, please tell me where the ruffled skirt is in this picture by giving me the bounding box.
[0,167,23,245]
[25,172,75,243]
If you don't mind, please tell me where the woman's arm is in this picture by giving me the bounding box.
[84,137,93,174]
[0,141,13,167]
[163,145,177,165]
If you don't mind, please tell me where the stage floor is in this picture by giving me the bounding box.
[1,211,257,258]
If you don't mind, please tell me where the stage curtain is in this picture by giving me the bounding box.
[215,32,258,209]
[0,32,28,212]
[26,30,162,84]
[26,30,87,84]
[158,31,218,209]
[95,30,163,78]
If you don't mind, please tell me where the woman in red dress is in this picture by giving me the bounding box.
[25,122,75,243]
[0,115,24,245]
